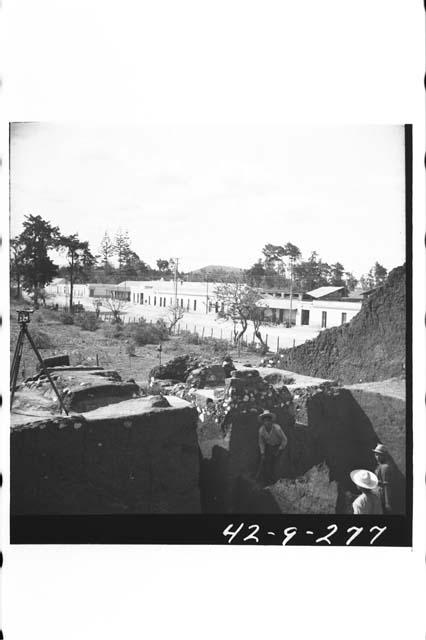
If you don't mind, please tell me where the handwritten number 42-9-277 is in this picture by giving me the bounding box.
[222,523,387,545]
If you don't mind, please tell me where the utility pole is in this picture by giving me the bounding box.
[173,257,179,308]
[205,274,209,314]
[288,256,294,328]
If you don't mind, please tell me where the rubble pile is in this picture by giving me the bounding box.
[291,380,339,425]
[185,364,225,389]
[149,354,204,383]
[215,369,293,431]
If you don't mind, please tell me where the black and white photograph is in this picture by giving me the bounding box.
[2,2,424,640]
[9,123,410,542]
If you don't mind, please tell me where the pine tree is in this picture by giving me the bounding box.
[114,229,131,273]
[17,214,60,305]
[99,231,114,267]
[59,234,96,311]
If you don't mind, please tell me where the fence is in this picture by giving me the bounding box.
[168,321,302,354]
[54,303,305,354]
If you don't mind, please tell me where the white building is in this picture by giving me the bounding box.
[259,285,362,328]
[45,278,363,329]
[108,279,221,313]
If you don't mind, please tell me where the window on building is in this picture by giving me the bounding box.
[148,296,151,304]
[341,312,347,324]
[180,299,183,308]
[141,293,144,304]
[321,311,327,328]
[193,300,197,311]
[164,297,166,306]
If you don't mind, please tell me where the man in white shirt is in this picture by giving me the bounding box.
[350,469,383,514]
[257,410,288,485]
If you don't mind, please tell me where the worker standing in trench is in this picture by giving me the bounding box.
[256,411,288,485]
[373,444,396,514]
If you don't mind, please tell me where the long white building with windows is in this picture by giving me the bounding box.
[45,278,365,329]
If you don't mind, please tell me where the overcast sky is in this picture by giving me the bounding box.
[10,123,406,277]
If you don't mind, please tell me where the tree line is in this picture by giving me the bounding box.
[244,243,388,292]
[10,215,389,309]
[10,215,182,307]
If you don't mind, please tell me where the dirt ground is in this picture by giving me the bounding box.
[10,305,262,385]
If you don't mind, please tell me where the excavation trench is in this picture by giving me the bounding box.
[10,365,406,516]
[196,371,406,515]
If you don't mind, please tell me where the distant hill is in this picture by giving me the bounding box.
[188,265,244,276]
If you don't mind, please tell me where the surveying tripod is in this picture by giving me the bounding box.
[10,309,68,414]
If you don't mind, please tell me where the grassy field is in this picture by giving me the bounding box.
[10,303,262,385]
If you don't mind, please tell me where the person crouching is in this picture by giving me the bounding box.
[256,410,288,485]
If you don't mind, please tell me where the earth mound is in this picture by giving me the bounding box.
[263,264,406,384]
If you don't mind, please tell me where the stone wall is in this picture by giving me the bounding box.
[11,397,201,515]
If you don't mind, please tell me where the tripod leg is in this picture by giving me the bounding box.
[10,328,25,409]
[24,326,69,415]
[10,326,24,382]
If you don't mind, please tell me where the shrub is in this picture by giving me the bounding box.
[32,311,44,324]
[202,337,230,353]
[102,323,124,340]
[123,319,168,346]
[59,311,74,325]
[155,318,169,340]
[124,323,159,346]
[74,311,99,332]
[30,326,54,349]
[180,330,200,344]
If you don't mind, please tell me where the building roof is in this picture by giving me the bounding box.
[257,298,295,309]
[50,277,68,285]
[305,286,345,299]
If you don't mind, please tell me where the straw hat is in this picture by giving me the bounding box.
[372,443,387,455]
[350,469,379,490]
[258,410,276,423]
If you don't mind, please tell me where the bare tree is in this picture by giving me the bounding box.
[104,297,128,323]
[167,303,184,334]
[214,281,264,346]
[249,304,269,353]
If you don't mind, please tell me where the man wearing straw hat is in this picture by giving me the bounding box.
[256,410,288,484]
[350,469,383,515]
[373,443,395,514]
